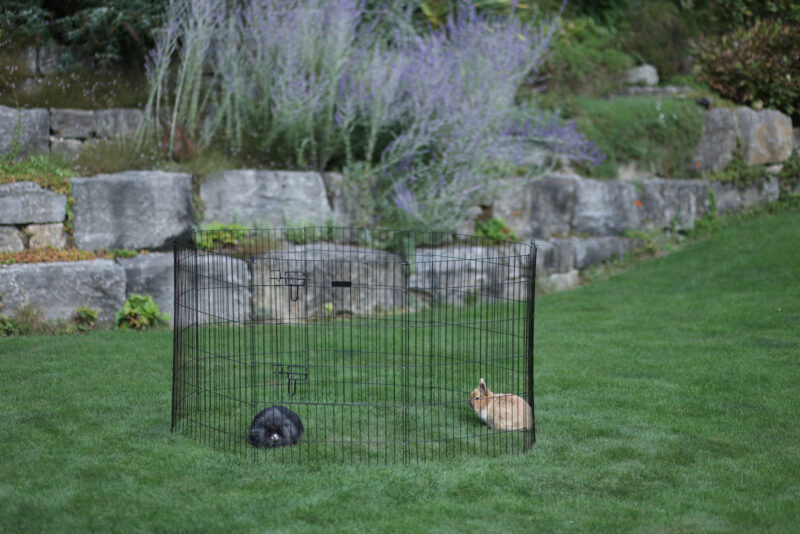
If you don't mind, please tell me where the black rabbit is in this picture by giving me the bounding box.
[249,406,304,448]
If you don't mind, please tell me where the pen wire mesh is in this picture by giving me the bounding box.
[172,227,536,463]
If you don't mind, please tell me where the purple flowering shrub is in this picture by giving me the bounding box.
[140,0,601,231]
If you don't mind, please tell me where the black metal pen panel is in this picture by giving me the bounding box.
[172,228,536,463]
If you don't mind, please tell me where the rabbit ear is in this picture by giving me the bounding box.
[479,378,488,396]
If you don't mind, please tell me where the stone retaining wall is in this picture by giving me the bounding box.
[0,104,143,158]
[0,260,126,327]
[493,174,782,239]
[71,171,194,250]
[1,166,793,327]
[0,97,795,327]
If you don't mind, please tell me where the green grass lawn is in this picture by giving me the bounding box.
[2,206,799,532]
[172,298,531,463]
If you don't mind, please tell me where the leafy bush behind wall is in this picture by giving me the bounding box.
[692,20,800,120]
[0,0,162,67]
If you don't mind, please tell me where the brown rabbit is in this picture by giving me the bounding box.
[469,378,532,431]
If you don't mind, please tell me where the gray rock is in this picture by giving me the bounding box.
[533,240,556,274]
[50,136,84,157]
[572,237,639,270]
[616,161,656,182]
[735,107,794,166]
[691,108,738,173]
[572,178,640,235]
[95,108,144,139]
[71,171,194,251]
[409,245,530,306]
[626,64,659,86]
[200,170,333,227]
[0,227,24,252]
[37,44,77,75]
[532,240,552,276]
[50,109,95,139]
[639,179,710,231]
[0,181,67,224]
[0,260,126,326]
[22,223,67,249]
[0,105,50,157]
[766,164,783,175]
[255,245,405,320]
[14,47,38,76]
[455,205,484,236]
[546,239,576,274]
[537,269,579,293]
[492,179,530,237]
[174,253,251,326]
[620,85,692,98]
[711,178,781,216]
[494,174,579,240]
[321,172,357,225]
[116,252,174,324]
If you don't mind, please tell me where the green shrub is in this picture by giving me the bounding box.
[115,294,170,330]
[0,1,164,67]
[692,20,800,119]
[0,315,20,337]
[0,3,50,44]
[693,0,800,28]
[0,304,57,336]
[71,307,98,333]
[0,153,75,194]
[704,146,772,186]
[0,299,96,337]
[196,222,249,252]
[5,304,56,336]
[474,217,520,242]
[285,227,313,246]
[543,17,633,96]
[573,96,705,179]
[559,0,632,22]
[617,1,693,79]
[0,304,100,337]
[73,136,161,176]
[778,153,800,190]
[110,249,139,259]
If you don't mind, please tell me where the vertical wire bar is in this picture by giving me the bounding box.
[526,242,537,448]
[224,253,229,454]
[231,253,237,454]
[445,250,452,458]
[357,256,363,464]
[249,254,256,460]
[219,253,225,453]
[300,240,308,465]
[259,236,267,460]
[453,253,460,458]
[348,257,355,464]
[217,252,223,453]
[204,250,210,450]
[402,256,410,463]
[306,233,313,463]
[479,253,486,455]
[193,240,201,446]
[171,240,180,431]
